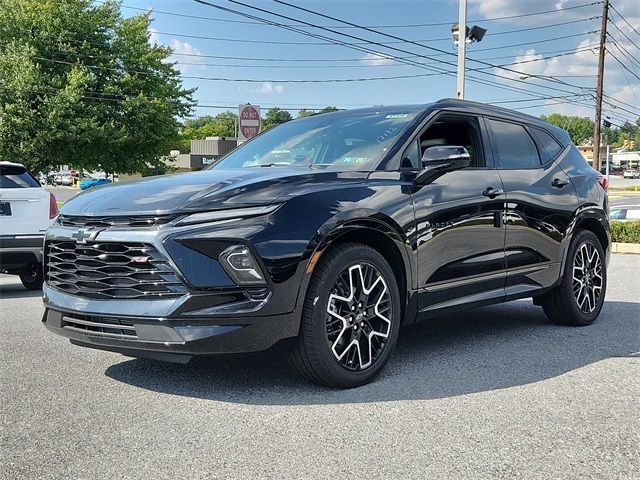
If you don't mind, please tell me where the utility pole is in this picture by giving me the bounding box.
[456,0,467,99]
[593,0,609,171]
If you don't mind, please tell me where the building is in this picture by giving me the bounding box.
[174,137,238,171]
[611,150,640,168]
[576,145,608,166]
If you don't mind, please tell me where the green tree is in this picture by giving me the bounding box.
[0,0,194,174]
[540,113,594,145]
[177,111,237,152]
[263,107,292,130]
[319,106,339,113]
[297,109,316,118]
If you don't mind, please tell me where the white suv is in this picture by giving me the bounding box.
[0,162,58,289]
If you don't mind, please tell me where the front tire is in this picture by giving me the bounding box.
[289,243,401,388]
[541,229,606,326]
[20,263,44,291]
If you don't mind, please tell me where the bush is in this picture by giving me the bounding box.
[611,221,640,243]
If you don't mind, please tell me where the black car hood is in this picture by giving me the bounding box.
[60,168,367,216]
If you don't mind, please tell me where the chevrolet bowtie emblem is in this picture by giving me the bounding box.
[71,228,97,244]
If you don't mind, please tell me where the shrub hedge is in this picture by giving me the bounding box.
[610,221,640,244]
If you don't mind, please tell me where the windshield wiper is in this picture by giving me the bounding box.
[252,163,292,168]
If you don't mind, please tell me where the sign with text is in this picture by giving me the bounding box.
[238,104,261,143]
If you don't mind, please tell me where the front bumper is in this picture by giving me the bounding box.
[41,213,309,361]
[42,287,301,361]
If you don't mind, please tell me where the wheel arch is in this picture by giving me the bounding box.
[561,207,611,276]
[294,213,416,325]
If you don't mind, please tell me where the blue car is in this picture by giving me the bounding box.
[79,177,112,190]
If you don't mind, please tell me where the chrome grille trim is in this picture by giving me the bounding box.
[45,240,188,299]
[57,214,176,228]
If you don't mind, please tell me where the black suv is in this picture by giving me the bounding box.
[43,99,610,388]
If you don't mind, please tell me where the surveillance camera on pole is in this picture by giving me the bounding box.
[452,0,487,99]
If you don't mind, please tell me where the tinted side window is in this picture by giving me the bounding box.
[0,165,40,188]
[531,127,563,163]
[487,119,541,169]
[401,140,420,169]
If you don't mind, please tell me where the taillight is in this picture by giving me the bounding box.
[49,192,59,219]
[597,176,608,193]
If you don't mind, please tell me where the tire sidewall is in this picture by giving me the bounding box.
[306,245,401,387]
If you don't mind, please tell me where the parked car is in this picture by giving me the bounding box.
[610,205,640,221]
[599,165,625,175]
[79,177,112,190]
[0,161,58,289]
[623,169,640,179]
[42,99,610,388]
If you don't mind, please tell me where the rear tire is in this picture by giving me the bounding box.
[20,263,44,291]
[289,243,401,388]
[541,229,606,326]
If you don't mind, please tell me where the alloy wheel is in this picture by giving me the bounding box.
[572,241,603,314]
[325,263,392,371]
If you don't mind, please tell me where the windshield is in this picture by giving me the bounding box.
[213,110,420,170]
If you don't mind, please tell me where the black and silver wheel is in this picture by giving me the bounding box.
[19,263,44,291]
[289,243,401,388]
[541,229,606,326]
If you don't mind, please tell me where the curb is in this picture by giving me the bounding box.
[612,242,640,254]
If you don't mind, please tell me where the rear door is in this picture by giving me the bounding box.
[0,164,50,235]
[485,118,578,295]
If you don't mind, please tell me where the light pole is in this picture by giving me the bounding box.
[456,0,467,99]
[451,1,486,100]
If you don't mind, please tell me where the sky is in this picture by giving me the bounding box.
[120,0,640,125]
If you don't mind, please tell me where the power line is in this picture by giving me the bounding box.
[607,42,640,79]
[607,16,640,51]
[115,1,602,29]
[190,0,594,105]
[31,55,450,82]
[266,0,594,92]
[607,34,640,69]
[609,3,640,38]
[145,16,599,47]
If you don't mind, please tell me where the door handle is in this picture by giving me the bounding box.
[482,187,504,198]
[551,178,569,188]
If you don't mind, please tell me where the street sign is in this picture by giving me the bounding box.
[238,104,261,143]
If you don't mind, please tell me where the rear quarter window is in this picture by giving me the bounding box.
[0,165,41,188]
[531,127,563,163]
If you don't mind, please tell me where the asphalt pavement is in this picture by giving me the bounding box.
[1,255,638,479]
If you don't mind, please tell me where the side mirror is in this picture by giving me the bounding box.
[414,145,471,185]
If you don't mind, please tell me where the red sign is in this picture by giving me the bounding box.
[238,104,261,142]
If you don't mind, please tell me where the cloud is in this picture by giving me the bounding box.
[148,28,204,72]
[361,53,395,66]
[468,0,599,26]
[253,82,285,94]
[495,34,640,117]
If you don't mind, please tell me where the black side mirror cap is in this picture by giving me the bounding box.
[415,145,471,185]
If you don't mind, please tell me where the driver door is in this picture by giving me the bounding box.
[409,114,507,315]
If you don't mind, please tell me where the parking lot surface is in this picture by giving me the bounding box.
[1,255,639,479]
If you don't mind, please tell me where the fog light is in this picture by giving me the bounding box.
[219,245,266,285]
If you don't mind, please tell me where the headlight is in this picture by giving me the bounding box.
[219,245,266,285]
[175,204,281,227]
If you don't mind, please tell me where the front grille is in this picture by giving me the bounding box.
[46,240,188,299]
[58,215,176,228]
[61,313,137,339]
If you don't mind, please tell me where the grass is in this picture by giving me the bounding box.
[609,185,640,192]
